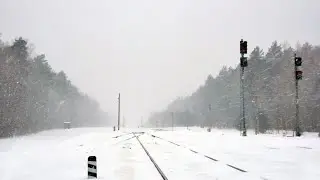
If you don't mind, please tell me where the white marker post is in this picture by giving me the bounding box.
[88,156,97,178]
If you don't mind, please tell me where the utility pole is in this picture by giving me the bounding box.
[254,95,258,135]
[117,93,120,131]
[240,39,248,136]
[294,54,302,136]
[171,112,174,131]
[162,117,164,128]
[208,104,212,128]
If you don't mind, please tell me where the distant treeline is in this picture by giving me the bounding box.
[149,41,320,133]
[0,36,109,137]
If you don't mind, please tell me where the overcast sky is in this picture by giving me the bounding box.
[1,0,319,126]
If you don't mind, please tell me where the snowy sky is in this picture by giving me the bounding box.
[1,0,319,126]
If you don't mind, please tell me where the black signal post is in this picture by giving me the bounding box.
[240,39,248,136]
[294,54,302,136]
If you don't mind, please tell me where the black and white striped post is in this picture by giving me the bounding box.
[88,156,97,178]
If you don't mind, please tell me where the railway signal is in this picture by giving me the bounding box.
[294,54,303,137]
[295,56,302,80]
[295,57,302,66]
[239,39,248,136]
[295,70,303,80]
[240,39,248,54]
[240,57,248,67]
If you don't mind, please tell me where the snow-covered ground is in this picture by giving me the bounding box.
[0,127,319,180]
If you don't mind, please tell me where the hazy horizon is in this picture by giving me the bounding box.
[1,0,319,126]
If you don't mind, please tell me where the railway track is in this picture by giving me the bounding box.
[133,132,168,180]
[121,131,266,180]
[146,132,247,173]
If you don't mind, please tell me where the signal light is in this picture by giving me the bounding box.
[240,57,248,67]
[295,57,302,66]
[240,40,248,54]
[296,70,303,80]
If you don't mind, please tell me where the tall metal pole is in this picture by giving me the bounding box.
[162,117,164,128]
[208,104,212,128]
[117,93,120,131]
[240,60,246,136]
[171,112,174,131]
[294,54,300,136]
[239,39,247,137]
[254,95,258,135]
[295,76,299,136]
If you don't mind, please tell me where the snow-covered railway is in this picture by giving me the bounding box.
[132,131,262,180]
[1,127,319,180]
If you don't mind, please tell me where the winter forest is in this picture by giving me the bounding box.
[149,41,320,134]
[0,36,109,137]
